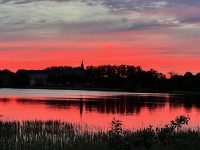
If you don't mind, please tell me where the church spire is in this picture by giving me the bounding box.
[81,60,84,70]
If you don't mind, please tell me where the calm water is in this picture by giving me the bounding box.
[0,88,200,130]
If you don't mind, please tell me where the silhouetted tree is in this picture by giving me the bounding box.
[0,65,199,91]
[13,70,30,87]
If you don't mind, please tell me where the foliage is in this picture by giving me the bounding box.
[108,119,124,150]
[156,115,190,142]
[108,115,191,150]
[1,65,200,91]
[0,116,199,150]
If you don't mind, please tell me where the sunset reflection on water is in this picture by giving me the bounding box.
[0,89,200,130]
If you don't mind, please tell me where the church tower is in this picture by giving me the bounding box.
[81,60,84,71]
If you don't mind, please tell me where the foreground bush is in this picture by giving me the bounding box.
[0,116,200,150]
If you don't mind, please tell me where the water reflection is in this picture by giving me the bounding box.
[14,96,167,115]
[0,89,200,130]
[0,98,9,103]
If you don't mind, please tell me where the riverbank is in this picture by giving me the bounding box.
[0,116,199,150]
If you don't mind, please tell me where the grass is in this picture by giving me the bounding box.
[0,116,200,150]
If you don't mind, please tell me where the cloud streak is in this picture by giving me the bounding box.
[1,0,200,34]
[0,0,199,73]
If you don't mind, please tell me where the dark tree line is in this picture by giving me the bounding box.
[85,65,166,90]
[0,69,30,87]
[0,65,199,91]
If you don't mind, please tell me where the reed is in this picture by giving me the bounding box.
[0,116,199,150]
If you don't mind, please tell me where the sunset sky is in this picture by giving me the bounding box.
[0,0,200,74]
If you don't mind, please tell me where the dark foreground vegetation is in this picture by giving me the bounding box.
[0,65,200,91]
[0,116,200,150]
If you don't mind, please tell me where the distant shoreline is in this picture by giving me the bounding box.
[1,86,200,95]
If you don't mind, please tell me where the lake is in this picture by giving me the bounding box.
[0,88,200,130]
